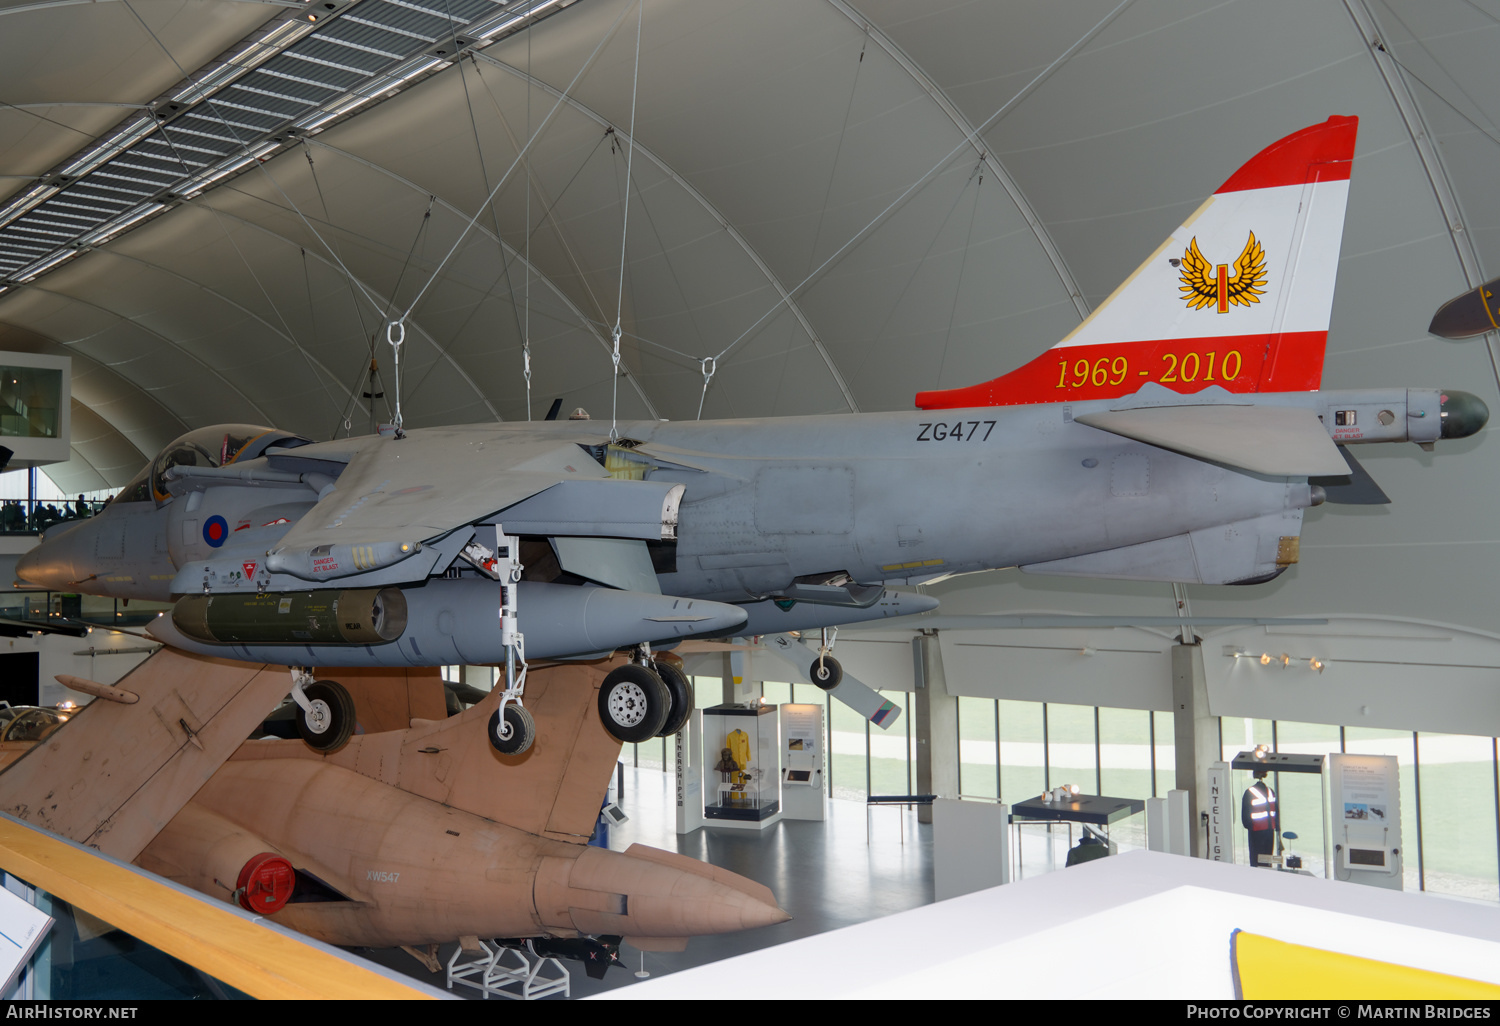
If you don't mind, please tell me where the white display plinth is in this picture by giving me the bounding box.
[778,703,825,821]
[934,798,1009,901]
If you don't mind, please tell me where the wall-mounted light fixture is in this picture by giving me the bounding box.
[1224,646,1325,673]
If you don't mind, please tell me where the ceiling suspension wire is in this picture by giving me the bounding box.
[454,50,526,423]
[148,106,349,423]
[524,0,535,421]
[842,157,984,388]
[395,0,639,335]
[701,0,1136,378]
[380,194,434,438]
[804,30,868,281]
[399,128,614,406]
[609,0,644,443]
[935,160,986,389]
[302,140,377,348]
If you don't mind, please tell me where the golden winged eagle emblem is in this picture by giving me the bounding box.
[1179,232,1267,313]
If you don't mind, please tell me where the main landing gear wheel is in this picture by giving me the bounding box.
[598,665,670,744]
[296,680,355,752]
[489,703,536,755]
[652,660,694,738]
[810,656,843,692]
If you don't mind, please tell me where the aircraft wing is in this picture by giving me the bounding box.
[263,429,624,582]
[1074,404,1348,477]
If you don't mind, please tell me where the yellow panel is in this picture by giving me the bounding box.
[1233,929,1500,1000]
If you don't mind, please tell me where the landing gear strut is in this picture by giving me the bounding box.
[484,532,534,756]
[290,669,355,752]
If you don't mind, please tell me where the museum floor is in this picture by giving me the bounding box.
[358,766,938,998]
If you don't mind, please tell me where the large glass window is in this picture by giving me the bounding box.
[1098,706,1154,800]
[829,688,868,801]
[762,681,792,706]
[0,367,62,439]
[1153,710,1175,798]
[1413,732,1500,903]
[869,690,912,796]
[1046,703,1097,795]
[999,700,1044,805]
[957,696,999,800]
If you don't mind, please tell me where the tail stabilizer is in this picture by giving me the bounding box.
[917,116,1358,409]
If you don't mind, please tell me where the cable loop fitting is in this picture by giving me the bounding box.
[701,355,717,385]
[387,319,405,348]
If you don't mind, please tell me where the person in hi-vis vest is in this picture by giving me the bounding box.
[1241,769,1278,868]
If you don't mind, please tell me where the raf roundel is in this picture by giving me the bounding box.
[202,515,229,548]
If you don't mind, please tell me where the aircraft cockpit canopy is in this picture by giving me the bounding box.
[108,425,311,506]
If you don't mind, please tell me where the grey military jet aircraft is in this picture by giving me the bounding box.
[17,116,1487,756]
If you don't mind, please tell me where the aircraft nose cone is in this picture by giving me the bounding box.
[542,844,791,943]
[1440,390,1489,439]
[14,519,88,589]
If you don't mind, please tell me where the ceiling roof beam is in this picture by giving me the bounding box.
[1342,0,1500,393]
[7,281,276,423]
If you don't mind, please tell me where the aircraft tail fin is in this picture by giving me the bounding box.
[299,658,627,844]
[916,116,1358,410]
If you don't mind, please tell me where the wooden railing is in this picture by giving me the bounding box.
[0,813,443,1000]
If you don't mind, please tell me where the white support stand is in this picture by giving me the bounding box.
[445,940,570,1000]
[933,798,1009,901]
[1146,797,1167,853]
[1167,789,1192,856]
[674,709,704,834]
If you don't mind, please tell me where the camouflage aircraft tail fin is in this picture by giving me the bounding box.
[916,116,1358,410]
[280,658,626,844]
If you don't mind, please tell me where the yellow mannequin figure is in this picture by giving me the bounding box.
[727,728,751,800]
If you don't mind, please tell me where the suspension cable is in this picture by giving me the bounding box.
[397,0,638,327]
[609,0,644,443]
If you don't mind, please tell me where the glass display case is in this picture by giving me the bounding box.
[702,704,780,822]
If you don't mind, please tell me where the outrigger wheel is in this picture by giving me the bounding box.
[652,658,694,738]
[810,655,843,692]
[598,664,670,744]
[296,680,356,752]
[489,703,536,756]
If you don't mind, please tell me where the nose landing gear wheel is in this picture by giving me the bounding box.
[489,703,536,755]
[810,656,842,691]
[653,660,694,738]
[296,680,355,752]
[598,665,670,744]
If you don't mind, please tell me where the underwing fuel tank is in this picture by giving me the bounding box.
[173,588,407,645]
[150,579,750,665]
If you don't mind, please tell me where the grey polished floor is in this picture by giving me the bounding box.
[358,766,936,998]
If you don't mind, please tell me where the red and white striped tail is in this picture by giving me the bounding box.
[916,116,1357,410]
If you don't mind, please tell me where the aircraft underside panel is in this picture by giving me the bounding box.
[1018,509,1305,585]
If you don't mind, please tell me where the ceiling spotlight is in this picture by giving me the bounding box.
[1309,658,1324,673]
[1279,653,1291,668]
[1259,653,1272,666]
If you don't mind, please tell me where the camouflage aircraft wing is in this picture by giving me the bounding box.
[263,429,614,582]
[1074,404,1348,477]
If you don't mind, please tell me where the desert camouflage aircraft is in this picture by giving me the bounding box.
[18,116,1485,757]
